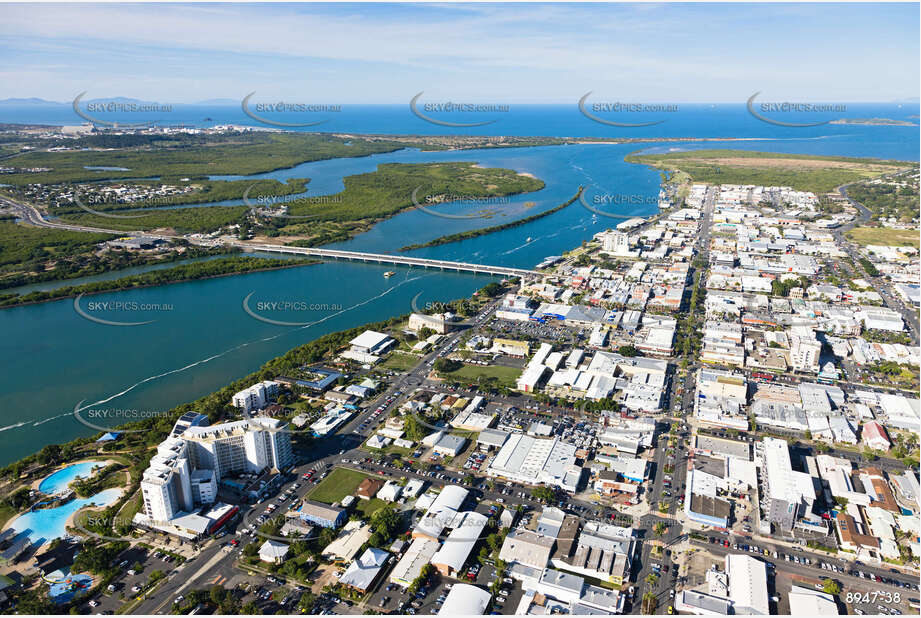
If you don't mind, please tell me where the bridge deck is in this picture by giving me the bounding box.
[243,243,540,277]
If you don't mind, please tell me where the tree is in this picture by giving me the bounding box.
[403,415,427,441]
[645,573,659,586]
[654,522,667,537]
[531,486,556,504]
[298,591,317,613]
[417,326,436,340]
[822,578,840,595]
[434,357,462,373]
[370,505,399,539]
[617,345,639,357]
[641,591,658,614]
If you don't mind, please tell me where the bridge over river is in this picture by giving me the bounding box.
[236,242,541,278]
[0,196,541,278]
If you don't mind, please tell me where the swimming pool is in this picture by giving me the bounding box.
[38,461,104,494]
[45,569,94,604]
[7,488,122,547]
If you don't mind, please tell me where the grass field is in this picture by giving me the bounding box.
[845,227,920,248]
[355,498,388,517]
[626,149,912,193]
[380,352,421,372]
[307,467,372,504]
[442,363,522,388]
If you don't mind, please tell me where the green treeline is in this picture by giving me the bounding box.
[0,132,413,185]
[398,186,583,251]
[0,256,316,308]
[59,204,250,233]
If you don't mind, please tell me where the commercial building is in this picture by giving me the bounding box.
[342,330,395,364]
[298,500,347,529]
[762,437,815,531]
[498,529,555,570]
[438,584,492,616]
[338,547,390,593]
[259,540,289,564]
[788,585,839,615]
[725,554,769,615]
[430,511,488,576]
[322,521,372,562]
[551,522,635,585]
[861,420,891,451]
[413,486,469,540]
[408,312,452,334]
[390,537,440,587]
[310,407,352,437]
[487,434,582,492]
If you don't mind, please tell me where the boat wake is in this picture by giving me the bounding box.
[53,274,433,426]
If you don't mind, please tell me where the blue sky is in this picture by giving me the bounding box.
[0,2,918,103]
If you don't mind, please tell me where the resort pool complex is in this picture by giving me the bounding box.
[38,461,106,494]
[7,488,122,547]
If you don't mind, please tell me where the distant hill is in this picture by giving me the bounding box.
[0,97,65,105]
[194,98,239,105]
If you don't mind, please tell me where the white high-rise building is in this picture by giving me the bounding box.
[140,417,293,524]
[141,438,194,523]
[182,417,293,479]
[790,333,821,373]
[601,231,636,257]
[231,380,279,413]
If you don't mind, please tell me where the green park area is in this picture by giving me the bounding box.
[307,467,387,517]
[846,227,920,248]
[441,363,521,388]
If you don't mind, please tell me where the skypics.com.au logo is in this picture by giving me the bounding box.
[73,294,173,326]
[72,400,169,434]
[242,183,339,220]
[410,92,508,127]
[73,92,172,128]
[579,92,677,127]
[410,186,511,220]
[746,92,845,127]
[242,292,343,327]
[578,188,652,220]
[242,93,341,128]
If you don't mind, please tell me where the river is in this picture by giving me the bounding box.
[0,111,917,465]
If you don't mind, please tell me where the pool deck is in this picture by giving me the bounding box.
[1,460,126,545]
[30,459,117,494]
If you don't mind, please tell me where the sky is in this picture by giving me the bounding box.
[0,2,918,103]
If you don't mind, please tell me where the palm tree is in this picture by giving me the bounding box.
[645,572,659,586]
[641,591,658,615]
[654,522,667,536]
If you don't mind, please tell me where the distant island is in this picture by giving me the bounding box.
[830,117,916,126]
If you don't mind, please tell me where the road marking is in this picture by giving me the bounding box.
[151,549,228,613]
